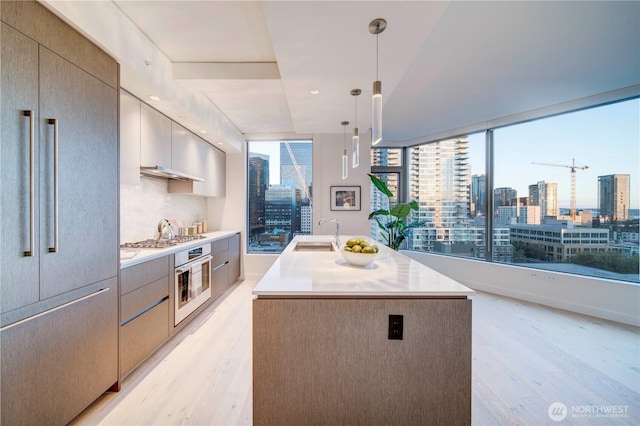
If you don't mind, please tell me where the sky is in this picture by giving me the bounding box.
[249,99,639,210]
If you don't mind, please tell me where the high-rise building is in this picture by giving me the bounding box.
[370,148,403,240]
[248,153,270,242]
[280,142,312,235]
[410,138,470,229]
[471,174,487,218]
[408,138,471,251]
[493,187,517,214]
[264,180,296,243]
[371,148,402,167]
[300,204,312,234]
[280,142,312,201]
[598,174,630,221]
[528,181,558,220]
[518,206,541,224]
[496,206,517,224]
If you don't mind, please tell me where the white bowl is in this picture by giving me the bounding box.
[340,249,378,267]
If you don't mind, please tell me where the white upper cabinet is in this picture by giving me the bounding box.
[140,102,171,167]
[120,90,141,185]
[170,122,202,178]
[194,137,226,197]
[120,94,226,197]
[207,141,226,197]
[169,126,225,197]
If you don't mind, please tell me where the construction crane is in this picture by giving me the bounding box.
[532,158,588,221]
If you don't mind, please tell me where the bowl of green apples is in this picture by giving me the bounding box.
[341,237,379,267]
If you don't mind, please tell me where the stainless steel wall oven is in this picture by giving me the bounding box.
[174,244,211,326]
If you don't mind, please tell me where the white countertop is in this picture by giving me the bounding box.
[120,230,240,269]
[252,235,474,298]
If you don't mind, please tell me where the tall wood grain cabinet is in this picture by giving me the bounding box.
[1,2,119,424]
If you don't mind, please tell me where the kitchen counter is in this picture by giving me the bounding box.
[252,235,474,298]
[120,230,240,269]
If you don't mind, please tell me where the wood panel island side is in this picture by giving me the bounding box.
[253,235,474,426]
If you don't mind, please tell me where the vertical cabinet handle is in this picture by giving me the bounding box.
[23,111,35,257]
[48,119,59,253]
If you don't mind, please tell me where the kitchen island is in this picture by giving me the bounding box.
[253,235,474,426]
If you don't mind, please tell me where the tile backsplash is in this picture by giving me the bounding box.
[120,177,207,243]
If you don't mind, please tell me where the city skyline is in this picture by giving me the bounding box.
[249,99,638,210]
[467,98,638,209]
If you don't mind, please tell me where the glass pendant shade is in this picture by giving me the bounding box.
[372,80,382,146]
[341,121,349,179]
[369,19,386,146]
[352,128,360,168]
[342,149,348,179]
[350,88,361,168]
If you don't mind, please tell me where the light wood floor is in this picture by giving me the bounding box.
[71,279,639,426]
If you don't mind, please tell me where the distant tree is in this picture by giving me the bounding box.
[512,245,527,262]
[569,251,639,274]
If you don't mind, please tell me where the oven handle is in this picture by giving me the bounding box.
[176,254,212,273]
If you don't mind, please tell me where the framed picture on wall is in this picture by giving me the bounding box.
[330,186,361,211]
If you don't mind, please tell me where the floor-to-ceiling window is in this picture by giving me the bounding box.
[376,98,639,284]
[374,135,487,257]
[247,140,312,254]
[493,99,639,283]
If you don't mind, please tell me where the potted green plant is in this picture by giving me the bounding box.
[368,173,425,250]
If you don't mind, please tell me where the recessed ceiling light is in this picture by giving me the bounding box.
[218,142,223,145]
[149,95,161,102]
[200,130,207,134]
[310,88,320,95]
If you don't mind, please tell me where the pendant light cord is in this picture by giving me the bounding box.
[344,124,347,149]
[354,96,358,127]
[376,33,379,80]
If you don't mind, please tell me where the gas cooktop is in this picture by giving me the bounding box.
[120,235,207,249]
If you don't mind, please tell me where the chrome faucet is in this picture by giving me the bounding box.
[318,218,340,247]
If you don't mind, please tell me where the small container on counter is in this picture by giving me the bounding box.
[201,219,208,233]
[194,222,202,234]
[188,225,196,236]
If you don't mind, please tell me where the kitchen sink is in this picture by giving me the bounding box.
[293,242,335,252]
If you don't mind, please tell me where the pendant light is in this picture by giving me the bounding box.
[341,121,349,179]
[369,18,386,146]
[350,89,361,168]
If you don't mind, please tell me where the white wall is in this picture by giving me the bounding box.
[403,251,640,327]
[312,133,371,237]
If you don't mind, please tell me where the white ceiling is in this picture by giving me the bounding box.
[103,1,639,146]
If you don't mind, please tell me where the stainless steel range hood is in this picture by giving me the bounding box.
[140,166,204,182]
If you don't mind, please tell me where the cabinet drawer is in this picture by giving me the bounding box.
[211,238,229,254]
[212,250,229,269]
[120,299,169,377]
[212,263,229,299]
[1,284,118,425]
[120,276,169,323]
[121,256,169,295]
